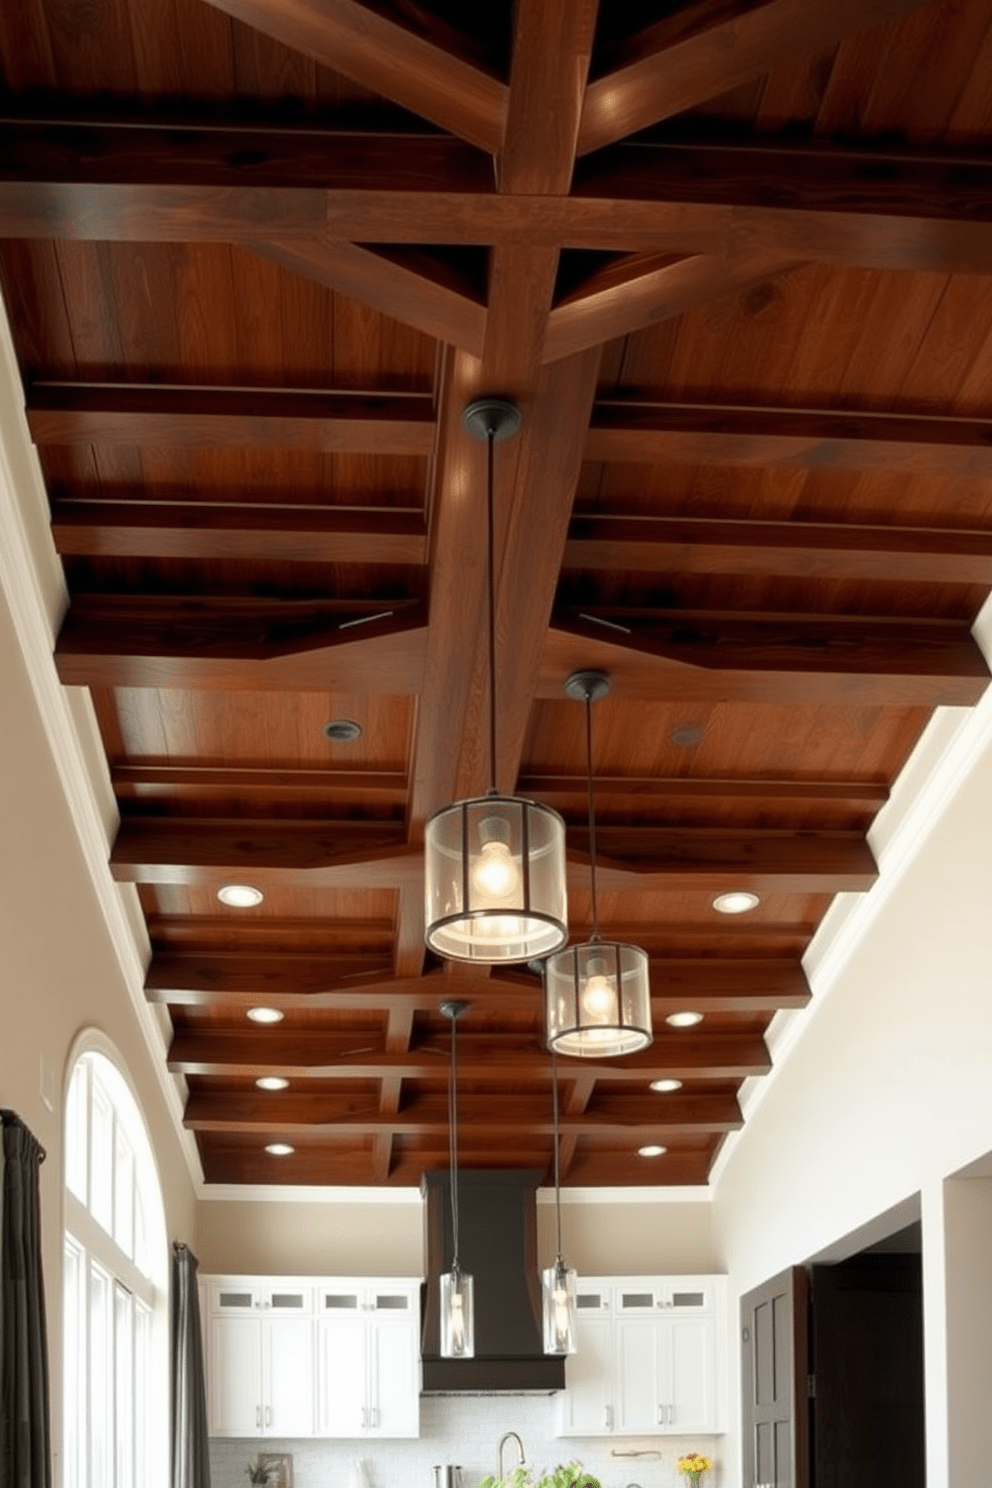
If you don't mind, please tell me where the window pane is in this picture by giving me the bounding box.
[65,1062,88,1202]
[115,1284,134,1488]
[135,1302,151,1488]
[63,1239,84,1488]
[89,1263,112,1488]
[90,1078,114,1238]
[114,1127,135,1259]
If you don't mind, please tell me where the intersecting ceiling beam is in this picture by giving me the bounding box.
[198,0,507,152]
[576,0,934,155]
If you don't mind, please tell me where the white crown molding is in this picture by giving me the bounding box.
[0,304,203,1192]
[198,1184,426,1204]
[538,1185,713,1204]
[709,595,992,1188]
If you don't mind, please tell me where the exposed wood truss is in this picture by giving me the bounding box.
[3,0,992,1187]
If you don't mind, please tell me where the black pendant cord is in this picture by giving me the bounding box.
[552,1049,564,1263]
[448,1010,461,1270]
[585,689,600,941]
[486,426,498,797]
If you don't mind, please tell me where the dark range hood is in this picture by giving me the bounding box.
[420,1169,566,1394]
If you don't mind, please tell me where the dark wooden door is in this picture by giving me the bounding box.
[809,1255,924,1488]
[741,1266,809,1488]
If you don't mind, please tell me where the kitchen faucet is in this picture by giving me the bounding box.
[497,1432,527,1478]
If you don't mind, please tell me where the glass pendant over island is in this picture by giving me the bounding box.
[424,399,568,965]
[545,671,653,1058]
[439,999,474,1358]
[542,1052,577,1354]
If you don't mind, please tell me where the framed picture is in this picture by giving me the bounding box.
[259,1453,294,1488]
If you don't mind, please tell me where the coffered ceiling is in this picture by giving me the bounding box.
[3,0,992,1186]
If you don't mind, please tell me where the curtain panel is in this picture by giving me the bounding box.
[0,1109,51,1488]
[171,1242,211,1488]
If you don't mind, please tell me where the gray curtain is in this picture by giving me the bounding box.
[171,1242,211,1488]
[0,1109,52,1488]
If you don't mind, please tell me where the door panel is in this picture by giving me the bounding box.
[741,1267,808,1488]
[209,1315,261,1436]
[318,1318,367,1436]
[370,1320,419,1437]
[265,1316,315,1436]
[669,1316,715,1432]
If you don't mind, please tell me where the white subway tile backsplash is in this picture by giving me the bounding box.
[209,1396,723,1488]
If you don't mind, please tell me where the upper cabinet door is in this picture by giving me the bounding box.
[558,1311,615,1436]
[615,1318,664,1433]
[369,1319,420,1437]
[317,1315,367,1436]
[209,1314,262,1436]
[667,1315,717,1433]
[264,1314,315,1436]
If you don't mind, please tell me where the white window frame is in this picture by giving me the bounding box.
[63,1044,168,1488]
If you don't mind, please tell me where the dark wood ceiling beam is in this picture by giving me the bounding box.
[113,764,408,803]
[197,1144,711,1188]
[183,1090,742,1138]
[544,251,798,363]
[110,820,420,890]
[146,953,808,1014]
[28,384,434,454]
[565,512,992,584]
[197,0,506,153]
[498,0,597,196]
[55,601,427,693]
[584,398,992,477]
[51,501,427,564]
[520,772,888,810]
[8,120,992,273]
[117,816,871,892]
[576,0,933,156]
[570,832,874,894]
[541,612,989,708]
[247,239,487,356]
[148,914,395,952]
[168,1029,772,1080]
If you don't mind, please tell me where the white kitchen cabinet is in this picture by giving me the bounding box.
[557,1275,725,1438]
[206,1280,315,1438]
[315,1280,420,1438]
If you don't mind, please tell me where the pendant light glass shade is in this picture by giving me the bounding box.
[546,939,652,1057]
[542,1053,577,1354]
[425,794,568,962]
[440,1263,474,1359]
[424,398,568,964]
[544,670,653,1058]
[440,999,474,1358]
[542,1257,577,1355]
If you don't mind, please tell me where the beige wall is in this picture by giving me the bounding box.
[0,581,199,1467]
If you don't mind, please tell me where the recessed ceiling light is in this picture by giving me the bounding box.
[265,1143,294,1156]
[650,1078,683,1093]
[638,1144,667,1158]
[713,890,760,915]
[246,1007,284,1025]
[255,1076,289,1091]
[669,724,705,748]
[217,883,264,908]
[666,1010,703,1028]
[323,719,362,742]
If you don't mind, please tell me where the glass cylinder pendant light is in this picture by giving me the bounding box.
[424,399,568,963]
[542,1052,577,1354]
[545,671,653,1057]
[439,1000,474,1358]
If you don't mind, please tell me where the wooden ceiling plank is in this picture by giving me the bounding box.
[28,384,435,454]
[55,604,428,694]
[197,0,506,153]
[584,397,992,476]
[51,500,427,564]
[541,614,989,708]
[247,239,486,357]
[568,833,875,894]
[498,0,598,196]
[544,251,799,363]
[167,1030,771,1080]
[564,512,992,584]
[577,0,934,155]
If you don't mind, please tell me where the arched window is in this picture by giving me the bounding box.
[63,1045,168,1488]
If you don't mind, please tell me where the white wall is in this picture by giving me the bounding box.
[712,697,992,1488]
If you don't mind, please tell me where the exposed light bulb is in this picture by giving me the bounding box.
[471,838,519,900]
[580,958,616,1019]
